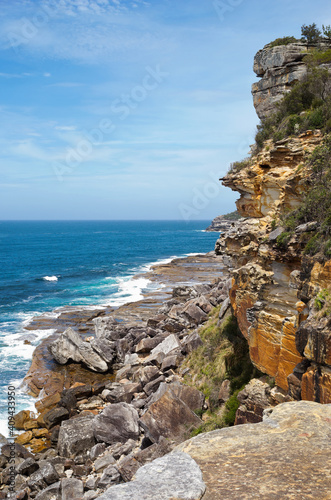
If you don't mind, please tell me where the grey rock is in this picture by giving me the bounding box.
[218,297,230,321]
[97,452,205,500]
[89,338,115,365]
[139,365,161,385]
[89,443,106,461]
[268,226,285,242]
[109,439,136,460]
[57,414,95,458]
[149,334,181,357]
[83,491,99,500]
[295,221,318,233]
[143,375,166,396]
[93,403,140,445]
[43,407,69,429]
[61,477,84,500]
[85,475,98,490]
[28,463,59,491]
[98,465,121,489]
[181,303,208,324]
[17,457,39,476]
[94,451,116,472]
[181,331,203,354]
[252,43,308,119]
[48,328,108,372]
[139,387,202,443]
[34,481,61,500]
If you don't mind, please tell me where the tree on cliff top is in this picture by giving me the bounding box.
[301,23,322,46]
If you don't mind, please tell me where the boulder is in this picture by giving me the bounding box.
[181,303,208,324]
[135,337,162,353]
[93,403,140,445]
[34,482,61,500]
[42,407,69,429]
[177,401,331,499]
[89,443,106,461]
[17,457,39,476]
[235,379,272,424]
[149,334,181,357]
[181,331,203,353]
[139,388,202,443]
[97,452,205,500]
[14,410,35,430]
[61,478,84,500]
[94,451,116,472]
[143,375,165,396]
[57,414,96,458]
[98,465,121,489]
[48,328,108,372]
[28,462,59,491]
[139,366,161,385]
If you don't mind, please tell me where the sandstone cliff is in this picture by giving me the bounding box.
[216,42,331,404]
[252,42,308,120]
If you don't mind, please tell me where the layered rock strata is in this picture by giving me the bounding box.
[216,131,331,401]
[252,42,308,120]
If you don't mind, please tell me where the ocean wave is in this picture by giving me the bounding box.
[43,275,58,282]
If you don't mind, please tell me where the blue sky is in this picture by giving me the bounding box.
[0,0,330,220]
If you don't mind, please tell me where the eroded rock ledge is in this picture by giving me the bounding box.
[177,401,331,499]
[216,132,331,402]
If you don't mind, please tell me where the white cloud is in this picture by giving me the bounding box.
[55,125,77,131]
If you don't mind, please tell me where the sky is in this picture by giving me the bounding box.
[0,0,330,220]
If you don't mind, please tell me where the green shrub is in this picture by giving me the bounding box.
[269,36,298,48]
[276,231,292,249]
[228,158,251,174]
[223,389,242,426]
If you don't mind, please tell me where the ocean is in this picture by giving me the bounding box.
[0,220,218,437]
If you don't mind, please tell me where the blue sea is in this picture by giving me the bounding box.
[0,220,218,437]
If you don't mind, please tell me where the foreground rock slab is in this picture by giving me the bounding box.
[176,401,331,500]
[97,452,205,500]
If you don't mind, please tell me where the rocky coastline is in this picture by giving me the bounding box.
[1,37,331,499]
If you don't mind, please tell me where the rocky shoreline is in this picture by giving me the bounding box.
[1,251,232,499]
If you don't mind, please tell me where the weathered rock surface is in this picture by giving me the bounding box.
[252,42,308,120]
[97,452,206,500]
[217,130,331,400]
[139,386,202,443]
[57,414,95,458]
[177,401,331,499]
[205,215,239,232]
[93,403,140,445]
[48,328,109,372]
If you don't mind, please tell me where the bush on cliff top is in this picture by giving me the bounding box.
[255,46,331,149]
[269,36,298,48]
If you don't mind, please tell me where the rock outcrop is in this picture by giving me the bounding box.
[252,42,308,120]
[217,131,331,402]
[177,401,331,499]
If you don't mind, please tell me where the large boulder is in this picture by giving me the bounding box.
[139,388,202,443]
[57,414,95,458]
[177,401,331,499]
[48,328,109,372]
[93,403,140,445]
[97,452,205,500]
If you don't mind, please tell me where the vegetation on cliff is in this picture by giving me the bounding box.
[183,307,261,433]
[276,134,331,258]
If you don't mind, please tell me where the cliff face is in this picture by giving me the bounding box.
[216,136,331,402]
[252,42,308,120]
[216,45,331,403]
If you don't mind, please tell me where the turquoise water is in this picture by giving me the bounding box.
[0,220,218,435]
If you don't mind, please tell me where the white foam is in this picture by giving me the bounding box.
[43,275,58,281]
